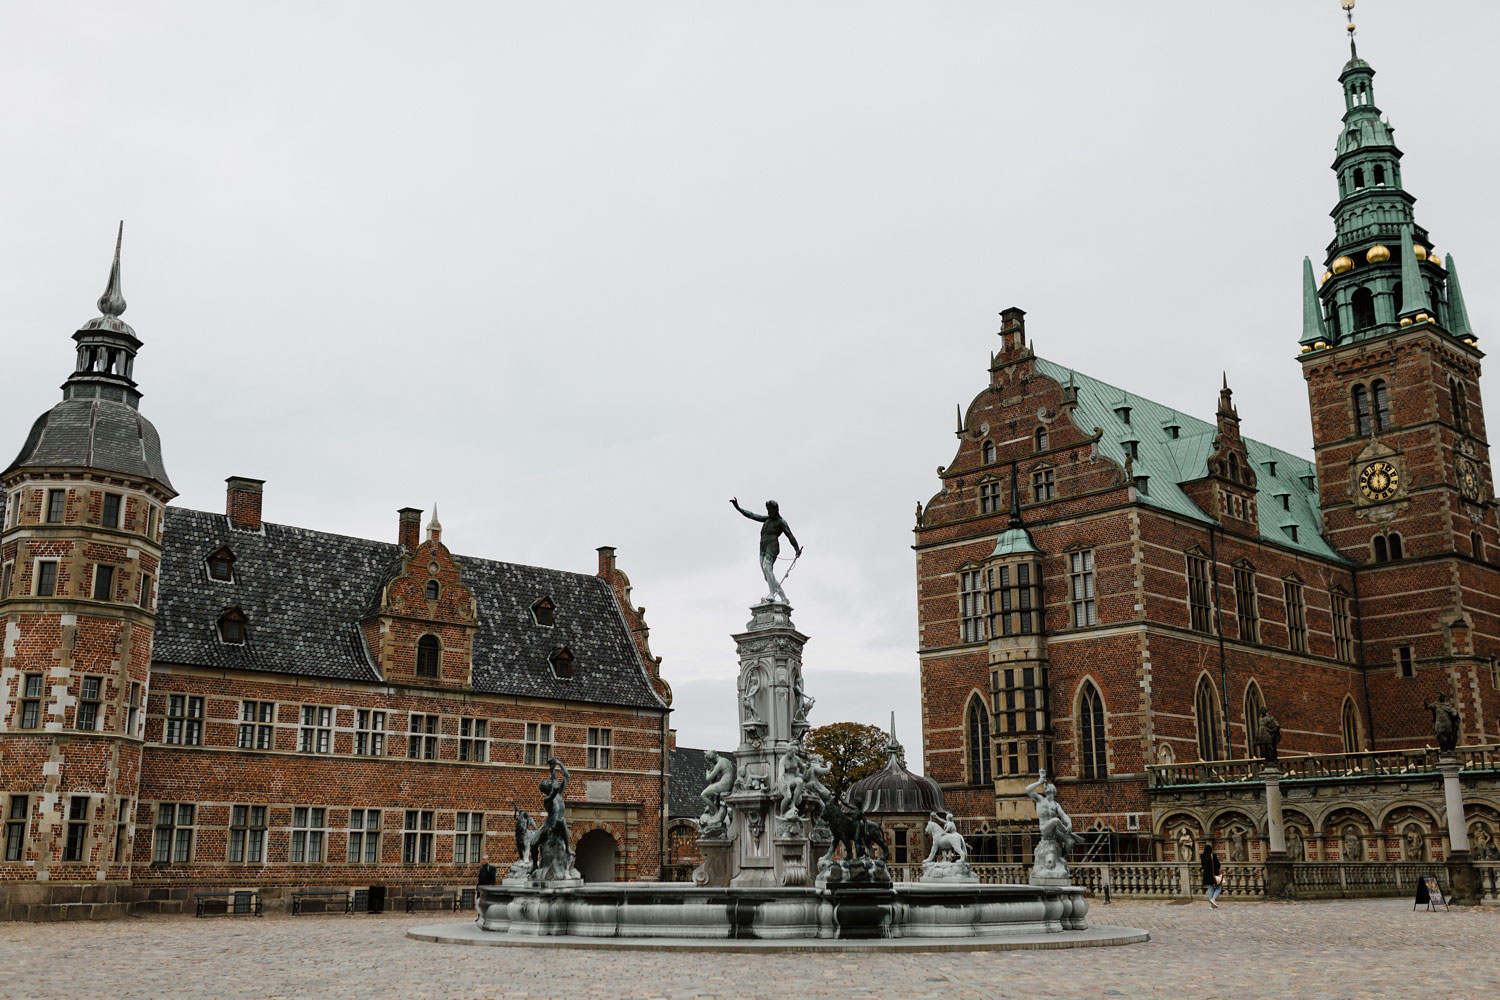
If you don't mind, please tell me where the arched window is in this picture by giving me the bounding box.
[1472,532,1484,562]
[1243,682,1266,757]
[1370,378,1390,431]
[1352,384,1372,436]
[1195,677,1221,762]
[982,440,996,464]
[1227,453,1240,483]
[1341,698,1360,754]
[1353,166,1366,189]
[415,634,441,678]
[1373,164,1386,186]
[1351,287,1376,330]
[1035,427,1049,452]
[1451,380,1470,433]
[967,696,993,786]
[1387,532,1403,560]
[1078,682,1106,780]
[1372,535,1388,563]
[424,580,439,601]
[218,609,248,645]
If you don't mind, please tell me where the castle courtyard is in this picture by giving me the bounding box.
[4,900,1497,999]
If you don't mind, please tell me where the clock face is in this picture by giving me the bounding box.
[1359,461,1400,502]
[1459,459,1481,501]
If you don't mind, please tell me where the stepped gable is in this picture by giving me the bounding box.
[1034,357,1345,562]
[152,506,666,708]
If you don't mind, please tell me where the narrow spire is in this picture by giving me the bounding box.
[97,221,126,318]
[428,502,441,531]
[1398,224,1430,317]
[1343,0,1358,60]
[1221,371,1229,391]
[1445,255,1474,339]
[884,712,902,764]
[1301,257,1328,345]
[954,403,964,434]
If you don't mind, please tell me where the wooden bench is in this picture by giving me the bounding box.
[404,889,458,913]
[195,890,262,918]
[291,889,351,915]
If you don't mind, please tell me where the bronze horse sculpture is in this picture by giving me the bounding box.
[820,795,885,864]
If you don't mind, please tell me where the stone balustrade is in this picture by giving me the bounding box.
[1148,743,1500,789]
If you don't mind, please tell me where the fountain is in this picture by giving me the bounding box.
[412,502,1145,949]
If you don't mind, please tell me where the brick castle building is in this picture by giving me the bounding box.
[916,36,1500,861]
[0,232,675,917]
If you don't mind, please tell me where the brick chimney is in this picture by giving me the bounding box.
[397,508,422,552]
[999,306,1027,351]
[597,545,617,577]
[225,477,265,531]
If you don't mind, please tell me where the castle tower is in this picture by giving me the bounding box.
[1299,15,1500,747]
[0,226,176,910]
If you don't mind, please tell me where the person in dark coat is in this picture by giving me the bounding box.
[1201,840,1223,909]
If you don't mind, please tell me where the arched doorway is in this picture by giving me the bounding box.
[575,829,617,883]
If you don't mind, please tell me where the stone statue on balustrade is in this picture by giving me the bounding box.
[698,750,736,839]
[1425,693,1461,754]
[922,810,977,883]
[1253,713,1281,764]
[1026,769,1083,886]
[730,497,802,604]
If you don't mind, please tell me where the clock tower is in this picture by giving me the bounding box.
[1300,12,1499,748]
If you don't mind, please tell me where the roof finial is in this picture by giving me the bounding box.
[1343,0,1358,59]
[97,221,126,318]
[885,712,902,763]
[428,502,442,532]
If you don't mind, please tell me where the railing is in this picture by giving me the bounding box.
[1288,862,1432,898]
[1326,221,1430,256]
[1477,863,1500,905]
[1148,744,1500,789]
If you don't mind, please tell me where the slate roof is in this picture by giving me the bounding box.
[5,397,173,490]
[152,507,667,710]
[668,745,729,819]
[1033,358,1346,563]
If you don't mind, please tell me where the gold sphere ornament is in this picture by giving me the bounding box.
[1342,0,1356,10]
[1464,337,1479,347]
[1314,340,1329,350]
[1332,256,1355,274]
[1322,270,1333,284]
[1347,22,1357,33]
[1413,244,1427,261]
[1300,345,1313,354]
[1365,245,1390,264]
[1400,317,1413,327]
[1415,313,1431,323]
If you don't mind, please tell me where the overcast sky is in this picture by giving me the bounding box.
[2,2,1496,766]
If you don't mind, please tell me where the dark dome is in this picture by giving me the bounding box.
[850,755,944,816]
[5,397,172,490]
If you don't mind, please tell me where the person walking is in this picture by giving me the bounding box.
[1201,839,1224,909]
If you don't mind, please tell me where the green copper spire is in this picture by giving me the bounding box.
[1397,224,1430,318]
[1445,254,1474,339]
[1301,257,1328,346]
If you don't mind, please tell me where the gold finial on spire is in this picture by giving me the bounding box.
[1342,0,1358,57]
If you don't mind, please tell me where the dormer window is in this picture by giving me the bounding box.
[1114,406,1132,426]
[219,609,248,645]
[207,547,236,582]
[1163,423,1181,440]
[1263,461,1277,479]
[415,635,441,678]
[982,440,996,464]
[1133,475,1150,495]
[424,580,439,601]
[1122,440,1139,460]
[1227,454,1240,483]
[1276,493,1291,511]
[1282,525,1299,543]
[1300,474,1317,490]
[1034,427,1049,451]
[550,646,575,680]
[531,598,555,628]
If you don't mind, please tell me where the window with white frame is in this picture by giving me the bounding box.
[239,700,274,749]
[355,709,386,756]
[409,714,439,760]
[403,810,434,863]
[102,492,122,529]
[153,803,194,863]
[127,682,141,737]
[20,673,44,729]
[959,569,986,643]
[165,695,204,746]
[459,718,487,762]
[77,676,102,731]
[299,705,332,753]
[1068,550,1097,627]
[35,560,58,597]
[228,805,266,863]
[455,811,483,863]
[4,795,30,862]
[290,807,326,863]
[92,564,115,601]
[587,727,612,769]
[524,722,553,766]
[349,809,381,864]
[46,488,65,523]
[1284,580,1307,653]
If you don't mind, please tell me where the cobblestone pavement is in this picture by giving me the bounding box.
[4,899,1498,999]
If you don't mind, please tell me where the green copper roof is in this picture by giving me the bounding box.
[1033,358,1345,563]
[1301,257,1328,346]
[1445,254,1474,339]
[990,526,1041,558]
